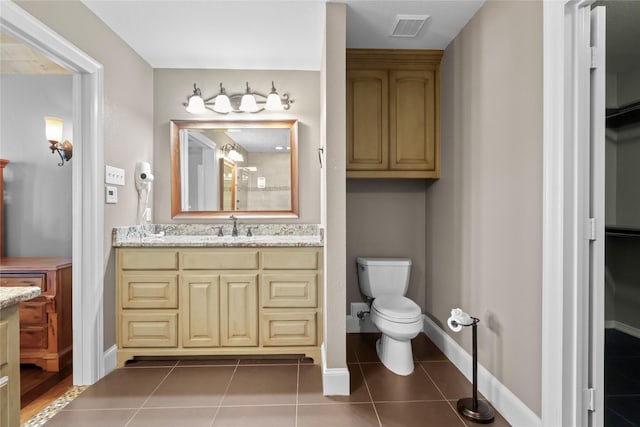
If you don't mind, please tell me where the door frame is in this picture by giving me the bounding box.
[542,0,604,425]
[0,2,105,385]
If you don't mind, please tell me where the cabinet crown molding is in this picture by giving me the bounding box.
[347,48,443,70]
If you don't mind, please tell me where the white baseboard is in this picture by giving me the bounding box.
[422,315,541,427]
[103,344,118,375]
[321,343,350,396]
[605,320,640,339]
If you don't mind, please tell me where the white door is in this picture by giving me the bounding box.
[588,5,606,427]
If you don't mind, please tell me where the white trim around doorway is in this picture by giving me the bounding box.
[0,2,105,385]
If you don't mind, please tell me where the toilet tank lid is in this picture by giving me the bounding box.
[356,257,412,266]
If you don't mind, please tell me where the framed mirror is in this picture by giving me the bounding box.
[170,119,299,219]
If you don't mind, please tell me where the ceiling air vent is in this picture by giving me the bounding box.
[390,14,430,38]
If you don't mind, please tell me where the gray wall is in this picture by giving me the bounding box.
[16,0,155,350]
[0,74,72,258]
[346,180,427,312]
[153,69,321,225]
[428,0,543,416]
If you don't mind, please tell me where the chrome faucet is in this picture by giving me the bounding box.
[229,215,238,237]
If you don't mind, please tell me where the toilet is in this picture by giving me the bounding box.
[356,257,423,376]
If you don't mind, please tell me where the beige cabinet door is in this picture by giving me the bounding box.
[220,274,258,347]
[347,69,389,170]
[182,274,220,348]
[389,70,437,172]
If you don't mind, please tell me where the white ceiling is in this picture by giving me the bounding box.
[81,0,485,70]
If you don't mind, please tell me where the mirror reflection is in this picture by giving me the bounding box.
[171,119,298,218]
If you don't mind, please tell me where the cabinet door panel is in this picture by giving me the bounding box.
[347,70,389,170]
[121,273,178,309]
[182,275,220,347]
[120,250,179,270]
[183,250,259,270]
[261,312,317,346]
[390,70,436,171]
[121,312,177,348]
[220,274,257,347]
[262,250,318,270]
[0,321,6,366]
[261,273,317,308]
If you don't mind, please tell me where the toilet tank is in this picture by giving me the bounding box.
[356,257,412,298]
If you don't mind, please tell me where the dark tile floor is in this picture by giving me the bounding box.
[43,333,510,426]
[605,329,640,427]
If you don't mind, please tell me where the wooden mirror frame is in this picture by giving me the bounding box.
[170,119,299,219]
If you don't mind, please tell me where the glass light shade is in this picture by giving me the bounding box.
[213,94,233,113]
[265,93,284,111]
[45,116,64,143]
[229,149,244,163]
[239,94,259,113]
[186,95,206,114]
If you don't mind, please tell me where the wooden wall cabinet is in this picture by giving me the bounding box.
[0,258,72,372]
[116,247,322,366]
[347,49,443,179]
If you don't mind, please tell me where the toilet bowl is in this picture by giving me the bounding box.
[356,257,423,376]
[370,295,422,375]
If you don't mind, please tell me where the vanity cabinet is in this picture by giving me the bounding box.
[116,247,322,366]
[346,49,443,179]
[1,304,20,427]
[0,258,72,372]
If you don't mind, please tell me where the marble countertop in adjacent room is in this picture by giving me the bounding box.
[112,224,324,248]
[0,286,41,310]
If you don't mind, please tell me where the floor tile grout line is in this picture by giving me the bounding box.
[122,362,178,427]
[209,359,240,427]
[355,342,383,427]
[417,362,468,426]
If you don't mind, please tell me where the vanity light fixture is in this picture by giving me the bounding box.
[183,81,292,114]
[221,143,244,163]
[45,116,73,166]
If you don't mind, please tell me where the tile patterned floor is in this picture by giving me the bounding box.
[37,333,510,427]
[605,329,640,426]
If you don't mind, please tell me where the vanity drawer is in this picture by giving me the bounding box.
[121,273,178,309]
[20,327,47,350]
[261,311,317,346]
[261,273,317,308]
[182,250,259,270]
[120,250,179,270]
[0,274,46,291]
[19,301,48,326]
[121,312,178,348]
[262,250,319,270]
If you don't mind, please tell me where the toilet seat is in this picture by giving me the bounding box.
[372,295,421,323]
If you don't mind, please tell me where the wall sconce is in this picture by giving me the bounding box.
[184,81,292,114]
[45,116,73,166]
[220,143,244,162]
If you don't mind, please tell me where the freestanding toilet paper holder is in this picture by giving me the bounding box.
[450,315,495,424]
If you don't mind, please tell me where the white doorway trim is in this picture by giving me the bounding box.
[542,1,603,426]
[0,2,105,385]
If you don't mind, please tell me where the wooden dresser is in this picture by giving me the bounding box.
[0,258,72,372]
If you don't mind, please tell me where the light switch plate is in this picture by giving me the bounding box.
[105,185,117,204]
[105,165,125,186]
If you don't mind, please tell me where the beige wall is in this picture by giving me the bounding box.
[16,0,155,349]
[153,69,320,224]
[346,180,427,311]
[429,0,543,416]
[322,3,347,371]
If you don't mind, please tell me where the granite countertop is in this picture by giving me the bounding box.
[112,224,324,248]
[0,286,41,310]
